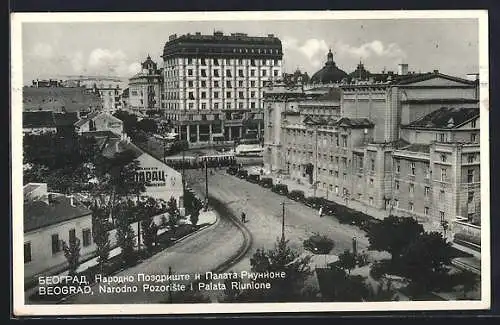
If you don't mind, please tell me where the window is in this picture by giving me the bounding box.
[188,80,194,88]
[201,80,207,88]
[225,59,231,65]
[440,211,445,221]
[424,207,429,216]
[238,81,244,87]
[201,103,207,110]
[238,69,244,77]
[213,69,219,77]
[82,229,91,247]
[214,81,219,88]
[394,199,399,208]
[369,197,374,205]
[251,91,256,98]
[439,133,446,142]
[69,229,76,243]
[336,157,339,165]
[395,180,400,190]
[214,103,219,109]
[425,186,430,197]
[226,81,232,88]
[188,103,194,109]
[201,58,206,65]
[468,191,474,204]
[188,92,195,100]
[274,70,279,77]
[226,69,232,77]
[201,92,206,99]
[335,135,339,146]
[441,168,447,181]
[274,59,279,65]
[250,59,256,66]
[395,159,401,173]
[226,91,232,99]
[467,169,474,183]
[51,234,60,254]
[213,59,219,66]
[250,102,256,109]
[409,202,414,211]
[471,119,477,128]
[214,92,219,99]
[188,69,193,76]
[343,173,347,181]
[335,186,339,194]
[226,102,232,109]
[238,102,244,109]
[439,189,445,200]
[468,154,475,163]
[342,135,348,147]
[334,171,339,178]
[24,242,32,263]
[369,178,374,186]
[440,154,447,163]
[201,69,207,77]
[251,80,256,87]
[471,133,477,142]
[187,58,193,65]
[239,91,244,99]
[202,114,207,121]
[410,162,416,175]
[238,59,243,65]
[409,183,414,193]
[262,69,267,76]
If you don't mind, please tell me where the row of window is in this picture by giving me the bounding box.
[184,68,279,78]
[24,228,92,264]
[184,79,264,89]
[166,58,281,66]
[187,90,263,100]
[286,133,349,148]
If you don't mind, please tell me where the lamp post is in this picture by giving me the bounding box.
[204,159,209,211]
[281,201,286,241]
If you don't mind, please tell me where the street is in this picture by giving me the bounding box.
[60,208,244,304]
[185,168,370,274]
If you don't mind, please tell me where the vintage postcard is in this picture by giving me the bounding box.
[11,10,490,316]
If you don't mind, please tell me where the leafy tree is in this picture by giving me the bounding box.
[166,197,180,234]
[113,110,138,136]
[399,231,453,293]
[303,234,334,254]
[367,215,424,261]
[23,163,50,185]
[189,198,203,226]
[91,204,111,273]
[115,203,137,266]
[141,219,158,254]
[455,270,480,299]
[137,118,158,134]
[338,249,357,275]
[62,236,81,276]
[367,279,398,302]
[237,237,312,302]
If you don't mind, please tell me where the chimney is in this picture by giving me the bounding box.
[398,63,409,75]
[433,69,439,74]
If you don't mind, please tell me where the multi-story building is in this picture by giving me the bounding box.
[264,50,480,236]
[161,31,283,147]
[128,56,163,116]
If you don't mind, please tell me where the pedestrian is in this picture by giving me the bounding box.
[319,206,323,218]
[241,212,246,223]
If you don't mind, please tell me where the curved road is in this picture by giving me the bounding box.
[62,205,245,304]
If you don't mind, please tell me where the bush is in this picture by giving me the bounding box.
[303,234,335,254]
[370,260,390,281]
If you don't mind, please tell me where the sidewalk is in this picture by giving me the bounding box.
[254,170,445,234]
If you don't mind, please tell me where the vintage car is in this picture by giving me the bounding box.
[271,183,289,196]
[288,190,306,202]
[259,177,273,188]
[247,174,260,184]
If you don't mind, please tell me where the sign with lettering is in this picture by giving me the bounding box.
[135,167,167,188]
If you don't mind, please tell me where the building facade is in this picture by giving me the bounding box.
[128,56,163,116]
[264,51,480,236]
[74,111,124,135]
[23,183,94,282]
[162,31,283,147]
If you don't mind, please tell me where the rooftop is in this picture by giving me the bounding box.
[23,86,103,113]
[404,106,479,129]
[24,193,91,232]
[23,111,79,129]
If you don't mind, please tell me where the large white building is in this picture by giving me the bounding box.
[128,56,163,116]
[161,31,283,146]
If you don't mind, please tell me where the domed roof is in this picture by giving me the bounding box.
[310,49,348,84]
[349,61,371,80]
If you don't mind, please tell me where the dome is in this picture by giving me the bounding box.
[310,49,348,84]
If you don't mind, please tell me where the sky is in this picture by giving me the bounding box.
[21,18,480,84]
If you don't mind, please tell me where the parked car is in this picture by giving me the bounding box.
[237,169,249,179]
[227,166,239,175]
[247,174,260,184]
[272,184,289,195]
[303,196,323,209]
[288,190,306,202]
[321,202,337,216]
[259,177,273,188]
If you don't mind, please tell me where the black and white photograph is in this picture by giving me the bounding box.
[11,10,490,315]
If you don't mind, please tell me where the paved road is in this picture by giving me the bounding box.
[60,209,244,304]
[186,169,370,301]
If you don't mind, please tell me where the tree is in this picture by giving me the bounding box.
[455,270,480,299]
[303,234,334,254]
[367,215,424,261]
[166,197,180,234]
[91,204,111,273]
[115,203,137,266]
[338,249,357,275]
[240,237,312,302]
[190,198,203,226]
[141,219,158,254]
[62,236,81,276]
[367,279,398,302]
[113,110,138,136]
[399,231,453,293]
[137,118,158,134]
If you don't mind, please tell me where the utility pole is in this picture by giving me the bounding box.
[181,141,186,208]
[281,201,285,241]
[168,266,173,303]
[205,159,209,210]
